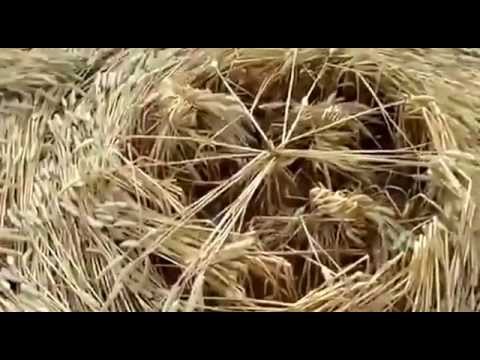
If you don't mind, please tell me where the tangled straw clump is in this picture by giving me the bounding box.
[0,48,480,311]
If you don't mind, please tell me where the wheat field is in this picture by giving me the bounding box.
[0,48,480,312]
